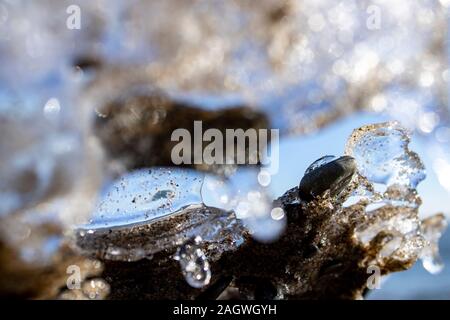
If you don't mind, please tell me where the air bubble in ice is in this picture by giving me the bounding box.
[343,122,448,274]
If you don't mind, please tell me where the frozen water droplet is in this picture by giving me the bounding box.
[345,121,425,189]
[257,169,272,187]
[174,236,211,288]
[304,155,337,175]
[270,207,285,221]
[420,214,448,274]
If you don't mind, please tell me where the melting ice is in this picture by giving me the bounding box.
[343,122,447,273]
[82,166,284,238]
[83,168,204,229]
[76,166,284,283]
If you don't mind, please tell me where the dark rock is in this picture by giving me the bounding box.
[299,155,356,201]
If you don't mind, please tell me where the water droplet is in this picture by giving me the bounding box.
[174,236,211,288]
[344,122,444,268]
[257,169,272,186]
[270,207,285,221]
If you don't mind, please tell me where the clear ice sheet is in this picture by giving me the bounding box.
[84,168,205,229]
[81,166,284,242]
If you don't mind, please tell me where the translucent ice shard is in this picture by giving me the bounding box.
[76,165,284,265]
[76,167,244,261]
[345,121,425,190]
[174,236,211,288]
[420,214,448,274]
[342,122,445,270]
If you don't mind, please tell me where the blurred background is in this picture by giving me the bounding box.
[1,0,450,299]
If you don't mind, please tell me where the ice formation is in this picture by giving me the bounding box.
[344,122,446,271]
[0,0,449,298]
